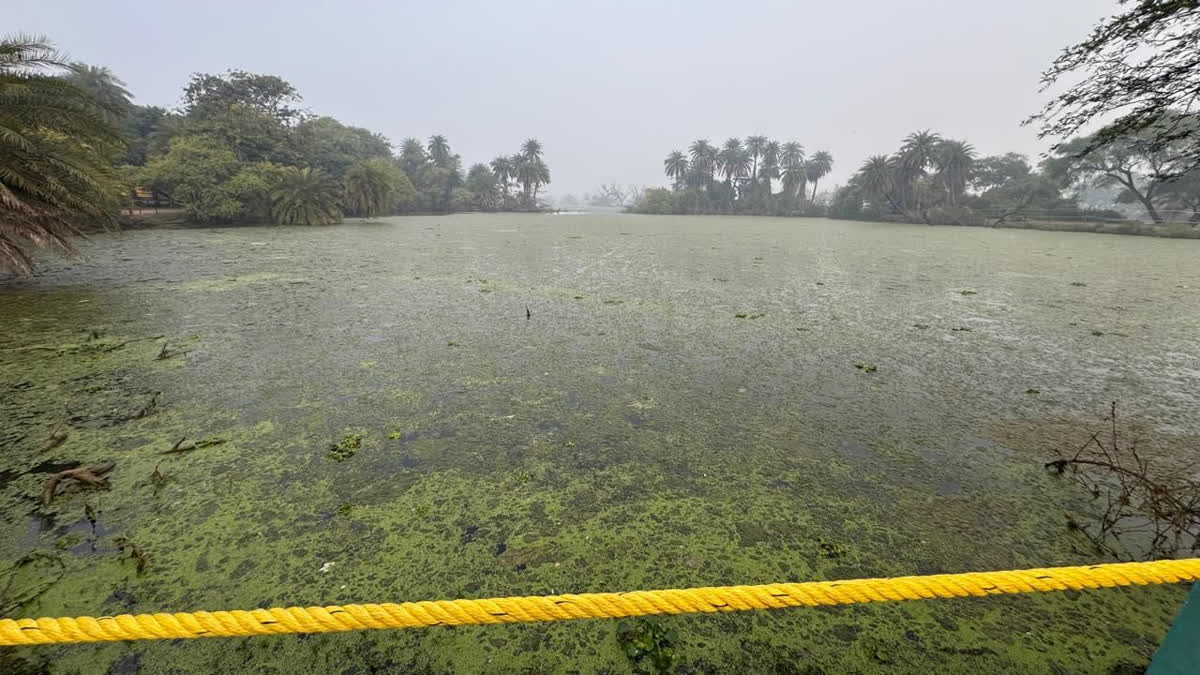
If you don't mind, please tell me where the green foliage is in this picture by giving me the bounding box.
[271,167,342,226]
[295,116,392,178]
[0,34,124,275]
[643,136,829,216]
[144,135,243,222]
[344,158,406,219]
[616,619,677,673]
[225,162,288,222]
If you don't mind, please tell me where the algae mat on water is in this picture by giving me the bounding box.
[2,214,1200,673]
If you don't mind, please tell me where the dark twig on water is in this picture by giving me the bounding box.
[1046,402,1200,561]
[158,437,226,455]
[41,462,115,505]
[134,392,161,419]
[156,340,187,360]
[114,535,147,575]
[526,305,531,320]
[150,462,166,497]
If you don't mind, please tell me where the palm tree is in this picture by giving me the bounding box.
[934,140,975,205]
[64,63,131,120]
[806,151,834,202]
[428,135,450,167]
[857,155,902,213]
[663,151,688,189]
[688,139,715,182]
[399,138,427,175]
[0,34,123,276]
[898,130,942,210]
[745,135,768,182]
[344,158,401,219]
[490,155,513,201]
[521,138,543,160]
[780,142,806,204]
[270,167,342,225]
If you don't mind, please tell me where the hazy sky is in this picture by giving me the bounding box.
[12,0,1118,198]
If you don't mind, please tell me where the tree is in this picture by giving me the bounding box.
[344,157,405,218]
[225,162,288,222]
[717,138,748,197]
[0,34,123,275]
[780,142,807,206]
[745,135,767,183]
[933,141,974,205]
[1043,127,1184,223]
[466,163,500,210]
[119,104,169,165]
[143,135,243,222]
[428,135,450,166]
[663,151,688,189]
[1159,170,1200,223]
[805,151,834,203]
[490,155,514,204]
[183,70,303,125]
[1029,1,1200,173]
[400,138,428,175]
[270,167,341,225]
[688,139,716,183]
[64,63,131,121]
[858,155,902,213]
[294,117,391,178]
[970,153,1033,193]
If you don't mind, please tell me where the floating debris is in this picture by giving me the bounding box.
[328,434,362,461]
[960,289,978,296]
[854,363,878,373]
[41,462,115,505]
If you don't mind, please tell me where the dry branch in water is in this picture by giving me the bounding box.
[1046,402,1200,561]
[41,462,115,505]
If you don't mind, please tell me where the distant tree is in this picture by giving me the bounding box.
[717,138,749,201]
[631,187,677,214]
[805,151,834,203]
[143,135,243,222]
[119,104,169,165]
[970,153,1033,193]
[933,141,974,205]
[857,155,902,213]
[294,117,391,178]
[399,138,428,175]
[183,70,303,125]
[344,157,405,218]
[1043,125,1189,223]
[745,135,768,183]
[663,151,688,189]
[780,142,807,206]
[270,167,341,225]
[64,63,131,120]
[0,34,123,275]
[1030,1,1200,173]
[428,134,450,166]
[688,140,716,183]
[490,155,514,204]
[1159,170,1200,223]
[466,163,500,210]
[225,162,288,222]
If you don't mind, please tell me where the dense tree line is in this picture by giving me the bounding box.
[828,120,1200,228]
[631,137,832,216]
[0,34,552,274]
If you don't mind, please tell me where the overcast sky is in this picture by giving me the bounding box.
[12,0,1118,198]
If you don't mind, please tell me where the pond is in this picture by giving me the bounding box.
[2,213,1199,672]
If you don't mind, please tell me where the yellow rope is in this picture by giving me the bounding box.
[3,558,1198,646]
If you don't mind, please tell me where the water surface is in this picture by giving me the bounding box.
[2,214,1199,672]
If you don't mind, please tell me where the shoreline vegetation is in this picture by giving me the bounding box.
[0,35,552,275]
[628,127,1200,240]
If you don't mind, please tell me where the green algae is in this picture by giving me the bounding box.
[1,215,1199,672]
